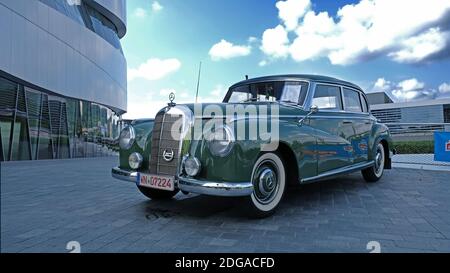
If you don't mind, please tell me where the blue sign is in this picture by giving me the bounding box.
[434,132,450,162]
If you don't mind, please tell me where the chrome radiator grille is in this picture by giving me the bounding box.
[149,110,183,176]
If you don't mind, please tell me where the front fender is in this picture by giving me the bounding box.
[189,116,316,182]
[119,120,154,171]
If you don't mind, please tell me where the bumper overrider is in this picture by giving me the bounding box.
[111,167,253,197]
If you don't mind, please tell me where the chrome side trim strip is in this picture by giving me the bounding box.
[227,114,375,123]
[178,177,253,197]
[111,167,138,183]
[301,161,375,184]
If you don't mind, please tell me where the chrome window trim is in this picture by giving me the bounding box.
[306,82,371,117]
[308,82,346,113]
[342,87,364,113]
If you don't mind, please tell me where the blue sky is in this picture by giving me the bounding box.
[122,0,450,118]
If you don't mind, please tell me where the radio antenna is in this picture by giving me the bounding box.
[195,62,202,103]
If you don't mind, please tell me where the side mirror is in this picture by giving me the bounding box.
[298,105,319,126]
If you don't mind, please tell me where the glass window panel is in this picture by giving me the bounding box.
[0,129,3,161]
[255,82,277,102]
[0,119,13,161]
[280,82,308,105]
[11,117,31,161]
[39,0,85,26]
[58,102,70,158]
[85,4,122,51]
[38,95,53,159]
[312,85,343,111]
[0,76,18,114]
[343,88,363,112]
[67,99,80,157]
[25,89,42,159]
[48,99,62,158]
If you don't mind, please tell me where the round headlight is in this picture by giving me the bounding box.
[119,126,135,150]
[184,157,201,177]
[128,152,143,170]
[207,125,234,157]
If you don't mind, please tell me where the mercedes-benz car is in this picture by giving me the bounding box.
[112,75,395,217]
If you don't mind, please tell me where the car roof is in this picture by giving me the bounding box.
[229,74,363,91]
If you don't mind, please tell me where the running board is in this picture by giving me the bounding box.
[300,161,375,184]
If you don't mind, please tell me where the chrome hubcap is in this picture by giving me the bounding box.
[253,160,279,205]
[374,145,384,177]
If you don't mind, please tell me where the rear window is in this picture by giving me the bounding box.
[343,88,362,112]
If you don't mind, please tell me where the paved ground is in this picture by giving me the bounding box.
[393,154,450,172]
[1,157,449,253]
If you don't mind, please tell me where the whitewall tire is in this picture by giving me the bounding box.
[362,142,385,183]
[245,152,286,217]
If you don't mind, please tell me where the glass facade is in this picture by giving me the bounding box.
[39,0,85,26]
[85,4,123,51]
[38,0,123,52]
[0,76,122,161]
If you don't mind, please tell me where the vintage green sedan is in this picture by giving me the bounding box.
[112,75,395,217]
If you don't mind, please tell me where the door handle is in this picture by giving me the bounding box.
[342,121,353,124]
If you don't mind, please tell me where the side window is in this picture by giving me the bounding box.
[360,93,369,112]
[280,82,308,105]
[343,88,363,112]
[312,85,342,111]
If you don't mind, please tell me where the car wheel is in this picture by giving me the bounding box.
[137,186,179,200]
[245,152,286,218]
[362,142,385,183]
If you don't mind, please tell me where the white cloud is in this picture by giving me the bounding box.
[389,28,450,63]
[276,0,311,31]
[391,78,437,101]
[367,77,449,102]
[248,36,258,43]
[258,60,268,67]
[261,25,290,58]
[261,0,450,65]
[398,78,425,91]
[439,82,450,93]
[371,78,391,92]
[128,58,181,81]
[209,40,251,61]
[152,1,163,12]
[133,7,147,18]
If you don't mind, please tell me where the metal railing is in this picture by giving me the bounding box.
[384,122,450,135]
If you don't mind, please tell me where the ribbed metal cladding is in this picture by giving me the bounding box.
[149,110,183,176]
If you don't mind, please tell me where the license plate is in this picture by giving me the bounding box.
[137,173,175,191]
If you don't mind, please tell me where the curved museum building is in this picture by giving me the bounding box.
[0,0,127,161]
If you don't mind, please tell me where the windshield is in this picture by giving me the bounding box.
[224,81,309,105]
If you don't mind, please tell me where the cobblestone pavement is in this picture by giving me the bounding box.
[1,157,449,253]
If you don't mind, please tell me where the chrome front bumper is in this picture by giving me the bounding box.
[111,167,253,197]
[111,167,138,183]
[178,177,253,197]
